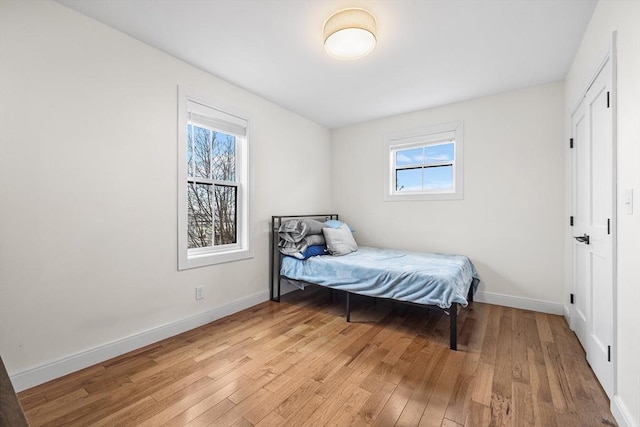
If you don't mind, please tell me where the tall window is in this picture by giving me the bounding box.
[178,88,251,269]
[385,122,463,201]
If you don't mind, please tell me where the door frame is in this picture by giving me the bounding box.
[567,32,617,399]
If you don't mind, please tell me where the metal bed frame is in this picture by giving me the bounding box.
[270,214,473,351]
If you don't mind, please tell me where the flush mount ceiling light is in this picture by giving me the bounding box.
[323,8,377,60]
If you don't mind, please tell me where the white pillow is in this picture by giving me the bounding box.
[322,223,358,256]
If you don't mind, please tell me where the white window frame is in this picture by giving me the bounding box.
[384,121,464,201]
[178,86,251,269]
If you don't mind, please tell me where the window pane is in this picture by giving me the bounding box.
[425,142,454,163]
[396,168,422,191]
[424,165,453,190]
[212,132,236,182]
[396,147,424,167]
[214,185,237,245]
[192,126,211,178]
[187,183,213,248]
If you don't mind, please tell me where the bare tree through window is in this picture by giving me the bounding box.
[187,125,237,249]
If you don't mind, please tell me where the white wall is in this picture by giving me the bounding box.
[0,0,331,389]
[331,83,566,312]
[565,1,640,425]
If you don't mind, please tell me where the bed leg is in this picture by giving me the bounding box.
[467,283,474,303]
[346,292,351,322]
[276,253,282,302]
[450,304,458,351]
[273,275,281,303]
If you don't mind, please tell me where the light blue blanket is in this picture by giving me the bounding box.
[281,246,480,309]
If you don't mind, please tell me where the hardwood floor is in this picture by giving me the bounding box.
[18,287,617,426]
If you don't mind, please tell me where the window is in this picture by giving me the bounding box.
[178,87,251,269]
[385,121,463,201]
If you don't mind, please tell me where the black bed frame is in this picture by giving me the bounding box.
[270,214,473,351]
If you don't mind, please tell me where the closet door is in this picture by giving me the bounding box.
[570,57,614,398]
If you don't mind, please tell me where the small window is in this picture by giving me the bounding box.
[385,122,463,201]
[178,87,251,269]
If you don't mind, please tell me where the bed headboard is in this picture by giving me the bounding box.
[270,214,339,301]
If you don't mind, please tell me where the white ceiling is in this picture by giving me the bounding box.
[57,0,597,129]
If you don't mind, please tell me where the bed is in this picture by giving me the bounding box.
[269,214,480,350]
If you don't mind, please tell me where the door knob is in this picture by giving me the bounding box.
[574,234,590,245]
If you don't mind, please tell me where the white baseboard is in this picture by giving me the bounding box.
[10,290,269,392]
[611,395,636,427]
[474,291,564,315]
[563,305,571,323]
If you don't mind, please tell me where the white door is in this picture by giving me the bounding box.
[570,57,614,398]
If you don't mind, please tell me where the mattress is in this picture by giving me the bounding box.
[280,246,480,309]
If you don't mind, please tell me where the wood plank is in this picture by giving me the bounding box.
[300,345,388,426]
[542,341,573,412]
[470,362,494,406]
[535,312,554,343]
[397,343,449,426]
[188,387,272,427]
[511,308,531,385]
[180,398,236,427]
[526,347,558,427]
[512,379,535,427]
[323,387,371,426]
[489,392,511,427]
[136,373,254,426]
[464,400,491,427]
[242,372,319,424]
[488,307,513,427]
[253,411,287,427]
[479,304,501,365]
[418,350,466,427]
[370,383,410,427]
[273,378,321,419]
[91,396,157,427]
[278,393,325,427]
[351,380,397,426]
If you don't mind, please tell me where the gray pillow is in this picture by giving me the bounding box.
[301,218,328,235]
[322,223,358,256]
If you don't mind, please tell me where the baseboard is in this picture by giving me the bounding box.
[611,395,636,427]
[563,305,571,324]
[10,290,269,392]
[474,291,564,315]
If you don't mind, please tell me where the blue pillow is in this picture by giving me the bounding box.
[301,245,327,259]
[324,219,355,232]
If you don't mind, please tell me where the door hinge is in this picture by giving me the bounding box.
[608,345,611,362]
[570,138,574,148]
[570,216,574,226]
[607,218,611,235]
[607,92,610,108]
[570,293,574,304]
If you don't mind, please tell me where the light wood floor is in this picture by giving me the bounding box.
[18,287,617,426]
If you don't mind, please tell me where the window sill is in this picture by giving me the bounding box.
[178,248,253,270]
[384,191,463,202]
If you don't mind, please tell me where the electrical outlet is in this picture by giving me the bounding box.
[195,286,204,300]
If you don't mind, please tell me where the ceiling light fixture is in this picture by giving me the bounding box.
[323,8,377,60]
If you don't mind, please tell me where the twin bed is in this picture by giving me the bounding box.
[270,214,480,351]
